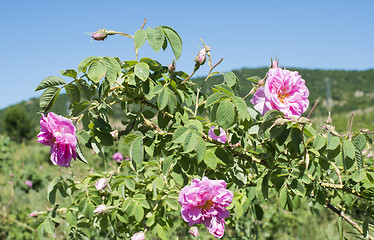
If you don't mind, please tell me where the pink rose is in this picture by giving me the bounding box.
[189,227,199,237]
[38,112,77,167]
[112,152,124,162]
[179,177,233,238]
[251,67,309,117]
[25,180,33,188]
[95,178,108,191]
[208,126,227,144]
[131,231,145,240]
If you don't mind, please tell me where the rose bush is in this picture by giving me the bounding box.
[31,20,374,239]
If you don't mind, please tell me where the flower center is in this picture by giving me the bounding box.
[278,91,290,103]
[200,199,213,211]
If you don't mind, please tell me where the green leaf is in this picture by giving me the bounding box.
[76,142,88,164]
[214,84,234,96]
[140,57,163,71]
[183,131,196,153]
[216,99,235,130]
[103,57,121,84]
[66,211,77,226]
[166,198,179,210]
[291,127,303,154]
[134,29,146,49]
[313,135,326,151]
[327,136,340,150]
[160,26,182,60]
[167,89,177,113]
[65,83,80,104]
[231,96,248,120]
[157,224,168,240]
[146,27,164,52]
[40,87,60,113]
[157,88,169,110]
[356,148,363,169]
[87,61,107,83]
[205,92,228,108]
[134,202,144,222]
[342,139,355,160]
[78,56,101,73]
[196,136,206,163]
[223,71,237,87]
[130,136,144,168]
[43,218,54,234]
[172,126,189,143]
[83,201,95,219]
[204,149,218,169]
[47,176,61,204]
[134,62,150,81]
[234,199,244,219]
[35,76,66,91]
[162,155,175,175]
[353,134,366,151]
[59,69,77,79]
[125,179,136,191]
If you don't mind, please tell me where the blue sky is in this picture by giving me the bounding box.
[0,0,373,109]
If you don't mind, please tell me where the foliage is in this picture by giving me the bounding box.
[3,105,35,142]
[23,20,374,239]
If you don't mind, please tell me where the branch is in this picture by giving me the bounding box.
[326,202,374,240]
[0,211,35,232]
[307,99,320,119]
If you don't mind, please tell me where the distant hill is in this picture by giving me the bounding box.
[1,68,373,134]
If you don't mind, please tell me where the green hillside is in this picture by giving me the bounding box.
[1,68,373,135]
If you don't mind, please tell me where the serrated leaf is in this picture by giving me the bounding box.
[205,92,228,108]
[160,26,182,60]
[231,96,248,120]
[59,69,77,79]
[157,88,169,110]
[35,76,66,92]
[342,139,355,160]
[183,131,196,153]
[313,135,326,151]
[134,202,144,222]
[40,87,60,113]
[204,149,218,169]
[140,57,162,71]
[172,126,188,143]
[78,56,101,73]
[353,134,366,151]
[196,136,206,163]
[130,136,144,168]
[134,29,146,49]
[87,61,107,83]
[157,224,168,240]
[146,27,164,52]
[327,136,340,150]
[134,62,150,81]
[103,57,121,84]
[162,155,175,175]
[223,71,237,87]
[65,83,80,104]
[216,99,235,130]
[167,89,177,113]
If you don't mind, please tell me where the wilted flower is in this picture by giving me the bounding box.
[179,177,233,238]
[208,126,227,144]
[38,112,77,167]
[95,178,108,191]
[93,204,107,213]
[189,227,199,237]
[131,231,145,240]
[112,152,124,162]
[251,67,309,117]
[25,180,33,188]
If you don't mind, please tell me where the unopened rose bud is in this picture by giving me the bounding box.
[110,130,119,139]
[271,59,278,68]
[189,227,199,237]
[92,32,107,41]
[197,48,206,65]
[168,60,176,73]
[95,178,108,191]
[93,204,107,213]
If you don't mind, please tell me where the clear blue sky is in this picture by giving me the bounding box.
[1,0,373,109]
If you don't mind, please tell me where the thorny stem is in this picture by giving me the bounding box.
[326,202,374,240]
[307,99,320,119]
